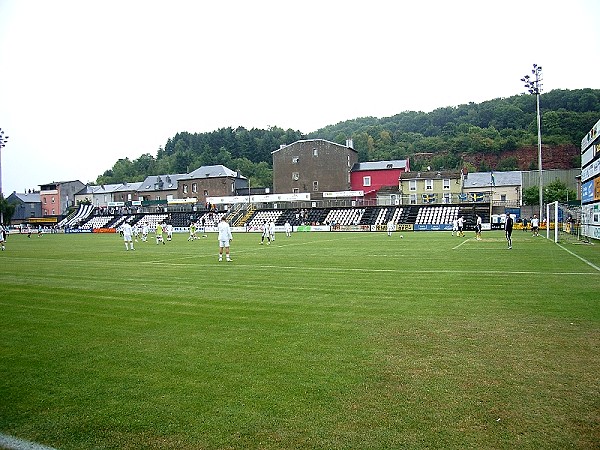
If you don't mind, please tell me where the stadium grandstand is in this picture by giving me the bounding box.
[63,203,490,233]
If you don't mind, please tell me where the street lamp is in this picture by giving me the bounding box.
[521,64,543,222]
[0,128,9,225]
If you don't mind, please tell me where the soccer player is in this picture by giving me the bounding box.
[156,222,165,245]
[505,213,513,249]
[188,222,197,241]
[0,225,6,251]
[269,219,276,242]
[452,218,458,236]
[531,214,540,237]
[475,215,482,241]
[166,223,173,241]
[260,220,270,245]
[217,216,233,262]
[284,221,292,237]
[122,222,135,251]
[387,219,395,237]
[457,216,465,237]
[142,223,149,242]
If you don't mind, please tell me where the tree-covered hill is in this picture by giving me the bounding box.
[96,88,600,188]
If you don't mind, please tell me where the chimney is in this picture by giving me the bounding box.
[346,139,354,149]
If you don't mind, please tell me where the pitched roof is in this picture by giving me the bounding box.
[271,139,357,154]
[137,173,188,192]
[76,185,98,195]
[352,160,408,171]
[463,171,522,188]
[184,164,241,180]
[114,181,143,192]
[400,170,461,180]
[92,183,126,194]
[9,192,41,203]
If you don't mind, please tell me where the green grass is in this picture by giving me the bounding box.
[1,230,599,449]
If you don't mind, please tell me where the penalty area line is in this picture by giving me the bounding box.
[0,433,58,450]
[452,238,472,250]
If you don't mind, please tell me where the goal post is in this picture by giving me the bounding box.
[546,201,584,244]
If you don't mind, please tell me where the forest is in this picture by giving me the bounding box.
[96,88,600,189]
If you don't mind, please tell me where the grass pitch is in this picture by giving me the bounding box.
[1,230,599,449]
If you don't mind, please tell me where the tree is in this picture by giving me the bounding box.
[544,179,577,203]
[522,186,539,206]
[522,179,577,206]
[0,196,16,225]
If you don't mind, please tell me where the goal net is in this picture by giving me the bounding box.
[545,201,589,244]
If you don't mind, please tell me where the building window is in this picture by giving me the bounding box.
[292,172,299,181]
[155,196,161,201]
[43,197,47,204]
[183,184,188,194]
[313,148,318,157]
[51,209,55,215]
[425,180,433,190]
[363,176,371,187]
[409,180,417,191]
[293,188,299,194]
[410,194,417,205]
[51,197,55,203]
[443,179,450,190]
[313,181,319,191]
[443,193,451,203]
[192,183,197,193]
[501,194,506,202]
[204,190,208,196]
[292,157,299,164]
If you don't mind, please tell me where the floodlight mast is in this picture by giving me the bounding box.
[521,64,543,222]
[0,128,9,225]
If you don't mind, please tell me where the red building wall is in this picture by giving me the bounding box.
[350,169,406,198]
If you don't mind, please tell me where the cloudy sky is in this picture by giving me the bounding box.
[0,0,598,195]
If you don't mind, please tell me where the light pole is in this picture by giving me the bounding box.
[521,64,543,222]
[0,128,9,225]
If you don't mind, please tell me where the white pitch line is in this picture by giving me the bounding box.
[556,242,600,272]
[136,261,597,276]
[0,434,58,450]
[452,238,472,250]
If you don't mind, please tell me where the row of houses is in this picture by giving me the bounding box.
[6,139,581,224]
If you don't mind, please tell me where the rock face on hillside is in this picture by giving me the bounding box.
[462,145,579,171]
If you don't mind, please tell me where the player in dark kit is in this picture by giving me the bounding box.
[504,213,514,249]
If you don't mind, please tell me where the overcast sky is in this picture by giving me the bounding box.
[1,0,599,195]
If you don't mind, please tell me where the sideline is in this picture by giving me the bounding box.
[556,242,600,272]
[0,433,58,450]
